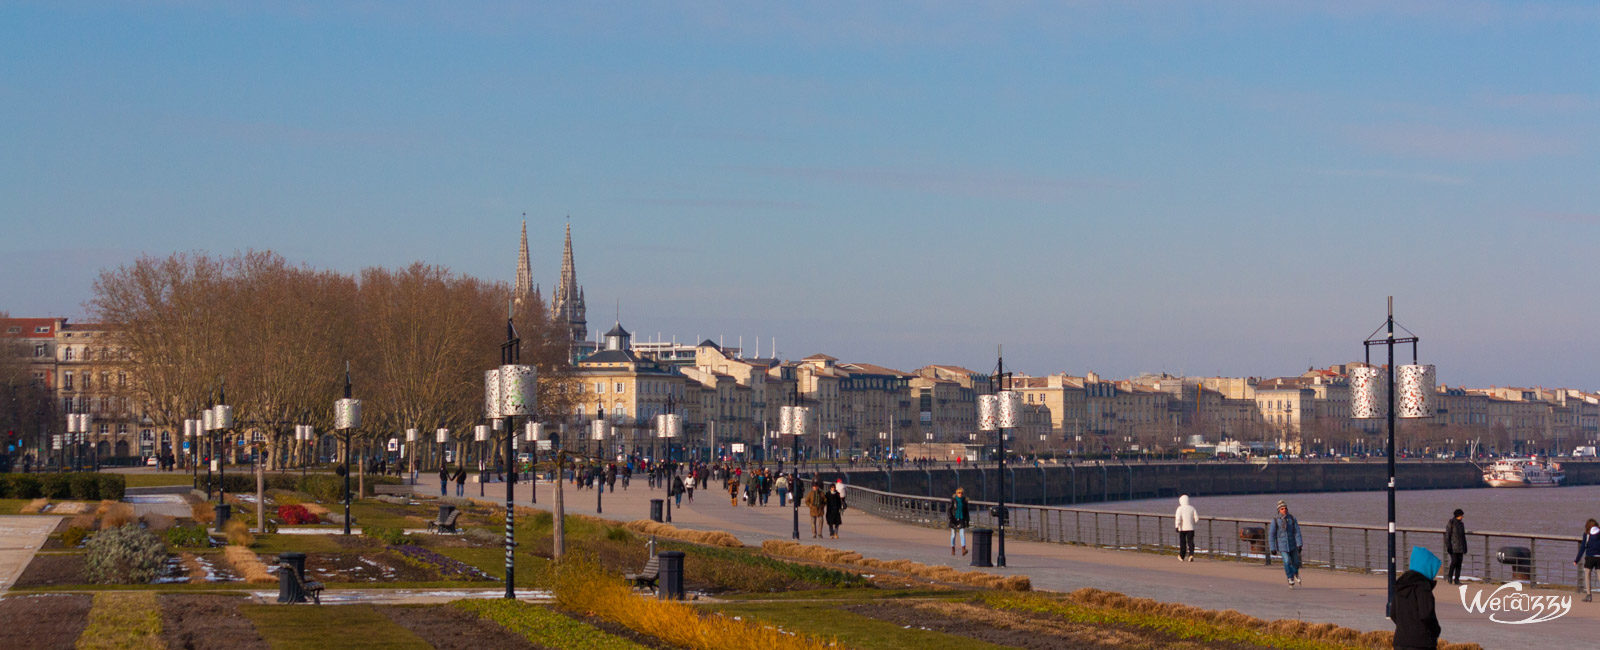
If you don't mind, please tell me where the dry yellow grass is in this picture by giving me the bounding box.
[75,591,163,650]
[302,503,330,517]
[189,501,215,525]
[97,501,137,530]
[223,545,275,583]
[1063,588,1481,650]
[53,501,92,514]
[623,520,745,548]
[19,498,48,514]
[760,540,1031,591]
[554,557,831,650]
[178,552,209,581]
[223,519,255,546]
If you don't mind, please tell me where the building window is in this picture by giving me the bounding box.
[63,347,75,361]
[596,382,605,394]
[63,372,73,391]
[118,373,126,388]
[34,344,46,357]
[35,326,49,333]
[615,382,625,394]
[83,373,92,390]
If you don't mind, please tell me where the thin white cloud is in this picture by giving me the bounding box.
[739,165,1131,201]
[1346,124,1577,161]
[1316,168,1467,186]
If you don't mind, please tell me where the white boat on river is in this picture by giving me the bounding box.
[1482,458,1563,488]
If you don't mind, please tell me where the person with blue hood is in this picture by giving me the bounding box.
[1393,546,1442,650]
[1574,518,1600,601]
[1269,500,1303,587]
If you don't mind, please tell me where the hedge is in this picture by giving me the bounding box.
[197,472,399,502]
[0,473,124,500]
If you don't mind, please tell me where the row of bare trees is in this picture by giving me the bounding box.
[90,252,574,470]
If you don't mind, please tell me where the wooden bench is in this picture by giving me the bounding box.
[625,555,660,593]
[427,509,461,534]
[373,484,412,496]
[279,563,325,605]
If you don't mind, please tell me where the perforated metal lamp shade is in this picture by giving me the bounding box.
[498,364,538,416]
[977,395,999,432]
[1396,364,1436,419]
[474,424,488,442]
[406,428,417,442]
[996,391,1022,429]
[1349,366,1387,419]
[525,422,543,442]
[335,398,362,430]
[484,369,502,420]
[436,428,449,444]
[212,404,233,429]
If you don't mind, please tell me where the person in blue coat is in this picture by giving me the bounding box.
[1268,500,1304,588]
[1574,518,1600,601]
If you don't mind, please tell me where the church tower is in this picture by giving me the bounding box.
[513,219,540,308]
[552,222,587,344]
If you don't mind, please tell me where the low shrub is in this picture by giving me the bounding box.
[70,473,100,500]
[164,525,212,548]
[84,524,167,584]
[363,525,406,546]
[79,591,163,650]
[223,518,255,546]
[61,526,91,548]
[7,474,41,499]
[40,473,72,499]
[97,474,126,501]
[19,497,49,514]
[277,504,320,525]
[624,520,744,548]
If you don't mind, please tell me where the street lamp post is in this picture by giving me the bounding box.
[334,366,361,536]
[656,412,681,522]
[435,428,449,487]
[405,428,417,485]
[1352,297,1431,618]
[591,414,609,513]
[492,317,536,600]
[475,424,489,497]
[781,404,809,539]
[978,349,1017,568]
[524,421,541,504]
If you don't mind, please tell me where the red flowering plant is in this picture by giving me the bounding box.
[277,504,320,525]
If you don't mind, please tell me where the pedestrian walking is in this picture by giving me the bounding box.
[1175,494,1199,562]
[804,481,825,538]
[1394,547,1442,650]
[1443,509,1467,585]
[948,487,971,555]
[775,474,790,507]
[438,466,449,496]
[684,474,694,503]
[824,483,846,539]
[452,466,467,497]
[672,473,685,507]
[1575,518,1600,601]
[1269,500,1303,588]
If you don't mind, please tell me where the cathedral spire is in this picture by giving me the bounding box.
[552,220,587,344]
[514,217,534,306]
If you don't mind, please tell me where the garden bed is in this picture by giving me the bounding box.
[0,593,92,648]
[159,593,270,650]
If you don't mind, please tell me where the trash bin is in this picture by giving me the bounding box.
[658,551,685,601]
[970,528,994,568]
[650,499,664,523]
[1497,546,1533,581]
[437,503,456,523]
[277,552,307,603]
[214,504,232,532]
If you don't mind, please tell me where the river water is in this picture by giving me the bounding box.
[1093,486,1593,539]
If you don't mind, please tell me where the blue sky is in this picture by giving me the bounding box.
[3,2,1597,388]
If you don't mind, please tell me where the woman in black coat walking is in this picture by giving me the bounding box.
[824,484,846,539]
[438,466,449,496]
[1443,509,1467,585]
[452,466,467,497]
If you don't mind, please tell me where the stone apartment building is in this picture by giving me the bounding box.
[1,317,151,462]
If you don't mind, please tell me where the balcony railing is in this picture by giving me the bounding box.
[847,484,1581,588]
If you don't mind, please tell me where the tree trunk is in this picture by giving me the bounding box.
[553,452,566,560]
[255,446,266,533]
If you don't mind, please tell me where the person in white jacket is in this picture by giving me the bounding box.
[1175,494,1199,562]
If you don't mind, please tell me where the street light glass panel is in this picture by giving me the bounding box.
[1397,364,1436,419]
[484,368,502,420]
[213,404,233,429]
[996,391,1022,429]
[978,395,999,432]
[1349,366,1387,419]
[436,428,449,444]
[335,398,362,430]
[474,424,488,442]
[526,422,543,442]
[778,406,793,435]
[498,364,538,416]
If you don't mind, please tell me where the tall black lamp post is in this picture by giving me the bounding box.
[978,349,1016,568]
[1353,297,1432,617]
[490,316,535,600]
[334,366,360,536]
[781,402,809,539]
[591,411,608,514]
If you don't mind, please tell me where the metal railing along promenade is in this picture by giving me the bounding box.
[849,484,1586,589]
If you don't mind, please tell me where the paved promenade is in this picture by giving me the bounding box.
[0,515,60,595]
[416,475,1598,649]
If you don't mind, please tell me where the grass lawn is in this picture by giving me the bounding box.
[0,499,33,514]
[244,604,432,650]
[455,599,644,649]
[706,600,1012,650]
[122,472,201,488]
[435,546,552,588]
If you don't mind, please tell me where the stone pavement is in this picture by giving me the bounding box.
[0,515,61,594]
[415,475,1598,649]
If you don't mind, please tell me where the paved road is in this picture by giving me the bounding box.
[414,475,1598,649]
[0,516,61,595]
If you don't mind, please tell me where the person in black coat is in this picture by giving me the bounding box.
[1575,518,1600,601]
[452,466,467,497]
[1392,569,1441,649]
[824,484,845,539]
[1443,509,1467,585]
[438,466,449,496]
[948,487,971,555]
